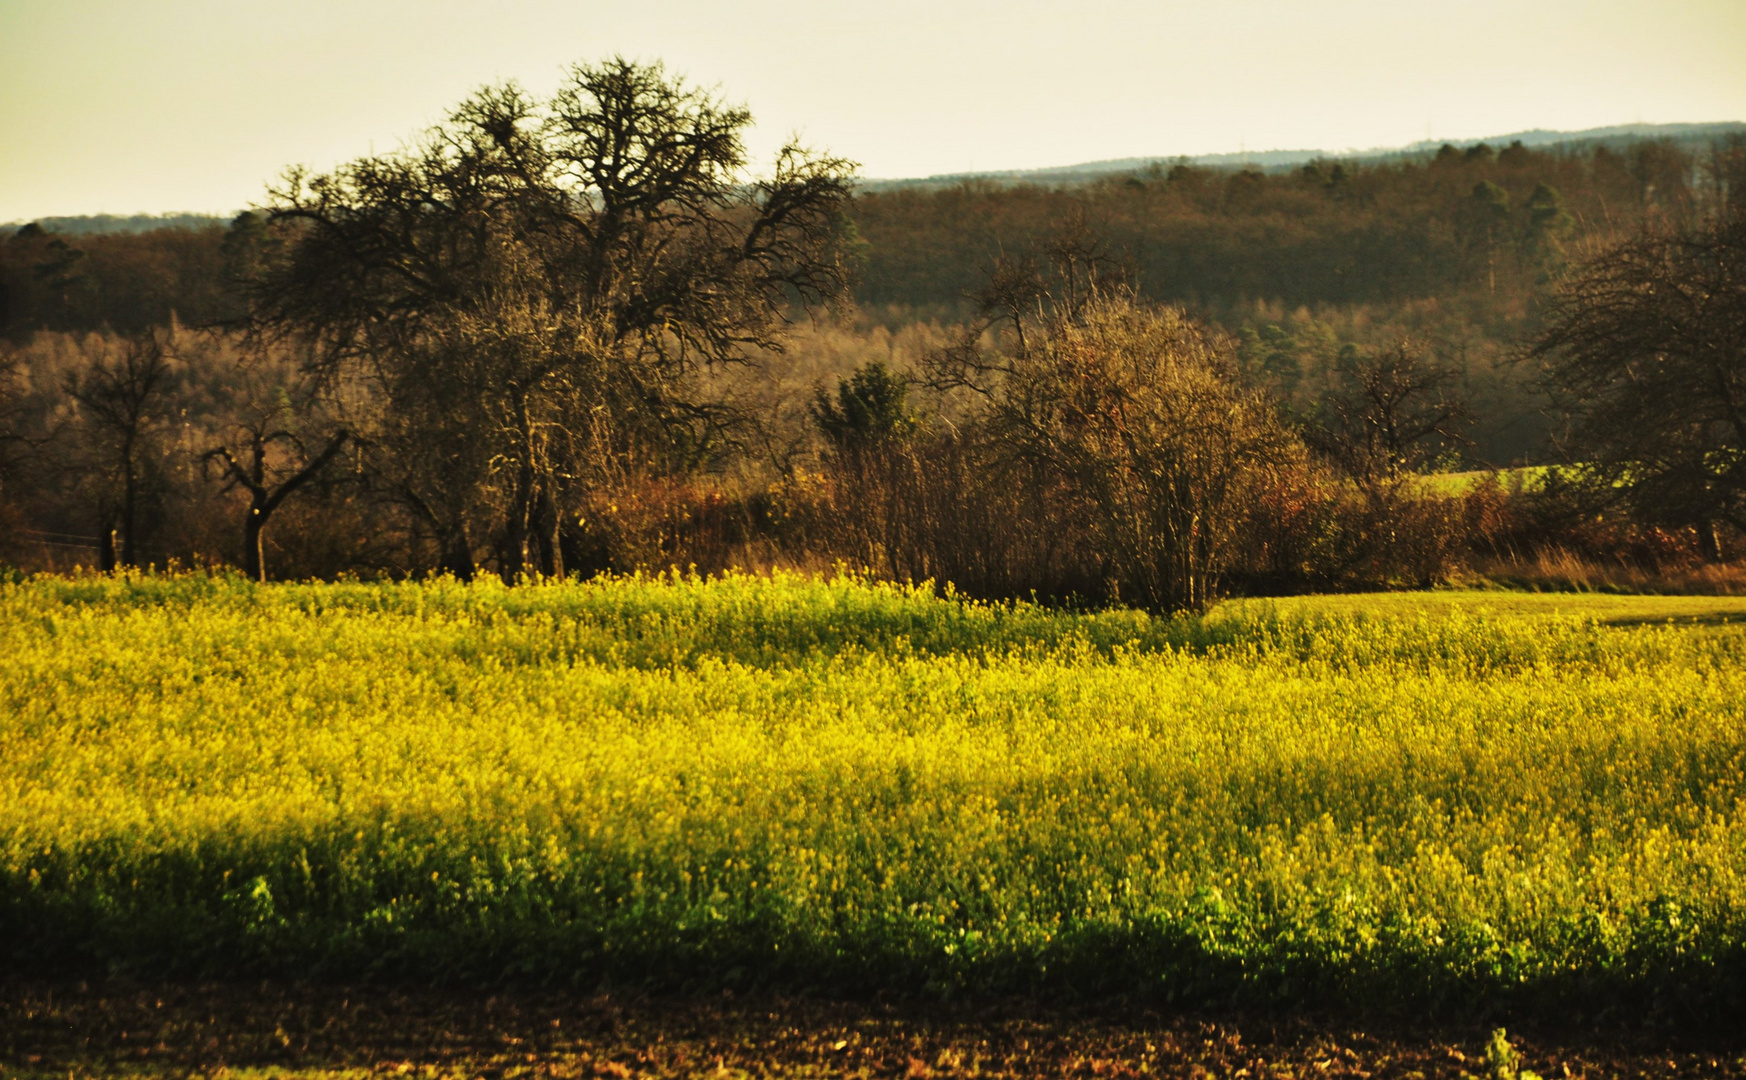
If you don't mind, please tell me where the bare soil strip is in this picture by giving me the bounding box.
[2,982,1742,1078]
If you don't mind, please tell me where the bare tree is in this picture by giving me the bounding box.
[1307,340,1472,490]
[64,333,173,568]
[203,355,348,581]
[1530,210,1746,557]
[238,57,858,581]
[0,345,27,501]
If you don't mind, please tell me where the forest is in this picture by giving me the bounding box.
[1,59,1744,607]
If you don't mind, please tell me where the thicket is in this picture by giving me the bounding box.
[0,282,1738,606]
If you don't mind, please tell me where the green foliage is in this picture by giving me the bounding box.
[1469,179,1511,216]
[1484,1028,1543,1080]
[811,360,917,449]
[3,572,1745,1018]
[1522,183,1575,270]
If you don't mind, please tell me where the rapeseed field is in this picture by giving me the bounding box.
[2,572,1743,1015]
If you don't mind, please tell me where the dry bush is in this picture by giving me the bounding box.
[782,297,1312,610]
[553,476,798,580]
[792,428,1105,602]
[1232,470,1480,594]
[1012,300,1302,610]
[915,295,1306,610]
[7,316,1739,599]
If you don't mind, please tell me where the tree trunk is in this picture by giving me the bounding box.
[244,506,265,582]
[440,525,475,582]
[401,487,475,582]
[120,446,137,567]
[217,430,348,584]
[500,462,535,584]
[533,485,563,579]
[1699,520,1722,563]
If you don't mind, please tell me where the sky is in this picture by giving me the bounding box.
[2,0,1744,222]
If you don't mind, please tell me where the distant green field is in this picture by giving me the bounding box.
[1411,465,1554,496]
[3,573,1743,1016]
[1245,588,1746,625]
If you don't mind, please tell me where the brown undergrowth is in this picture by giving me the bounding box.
[1469,549,1746,596]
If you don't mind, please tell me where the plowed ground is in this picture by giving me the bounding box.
[2,981,1742,1079]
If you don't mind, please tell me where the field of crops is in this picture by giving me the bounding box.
[3,572,1744,1018]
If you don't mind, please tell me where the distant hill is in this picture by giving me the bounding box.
[1,212,231,236]
[859,120,1746,191]
[8,123,1742,227]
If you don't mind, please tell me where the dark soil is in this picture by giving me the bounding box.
[2,980,1742,1078]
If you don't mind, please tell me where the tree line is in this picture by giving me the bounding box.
[2,58,1743,607]
[853,138,1713,311]
[7,131,1735,466]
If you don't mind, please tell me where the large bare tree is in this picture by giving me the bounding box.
[239,57,857,580]
[1530,210,1746,557]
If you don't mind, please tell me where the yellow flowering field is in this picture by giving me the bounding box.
[2,572,1744,1015]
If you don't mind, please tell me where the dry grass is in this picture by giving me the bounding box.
[1469,548,1746,596]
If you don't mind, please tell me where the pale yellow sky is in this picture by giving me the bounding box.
[2,0,1743,221]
